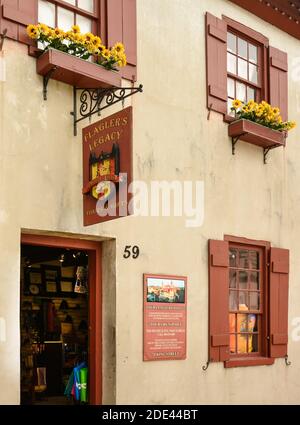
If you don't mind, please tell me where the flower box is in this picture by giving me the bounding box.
[228,118,287,149]
[36,48,122,89]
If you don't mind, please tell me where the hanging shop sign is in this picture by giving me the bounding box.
[143,274,187,361]
[82,107,133,226]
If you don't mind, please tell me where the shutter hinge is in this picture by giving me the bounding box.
[285,355,291,366]
[202,361,210,371]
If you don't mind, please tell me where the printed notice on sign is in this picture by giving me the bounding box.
[143,274,187,361]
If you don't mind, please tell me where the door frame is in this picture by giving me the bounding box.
[21,233,102,405]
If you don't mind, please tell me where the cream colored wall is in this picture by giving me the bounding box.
[0,0,300,404]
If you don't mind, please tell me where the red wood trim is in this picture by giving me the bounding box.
[208,24,227,42]
[222,15,269,46]
[223,114,235,123]
[272,249,289,274]
[224,357,275,368]
[88,246,102,405]
[47,0,99,19]
[227,0,300,41]
[272,334,288,345]
[270,56,288,72]
[3,5,33,26]
[21,232,102,405]
[209,85,227,101]
[212,334,229,347]
[224,235,271,249]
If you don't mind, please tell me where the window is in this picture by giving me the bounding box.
[228,245,264,357]
[208,237,289,367]
[38,0,97,33]
[227,32,261,115]
[205,13,288,122]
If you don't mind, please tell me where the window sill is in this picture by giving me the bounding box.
[228,118,287,149]
[36,48,122,89]
[224,357,275,368]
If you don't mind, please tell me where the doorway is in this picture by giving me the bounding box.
[20,234,102,405]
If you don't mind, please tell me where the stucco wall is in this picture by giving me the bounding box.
[0,0,300,404]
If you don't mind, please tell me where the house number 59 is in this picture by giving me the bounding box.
[123,246,140,259]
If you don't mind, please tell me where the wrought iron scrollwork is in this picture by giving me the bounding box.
[71,85,143,136]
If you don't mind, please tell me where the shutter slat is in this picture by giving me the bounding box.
[0,0,36,44]
[123,0,136,66]
[209,239,230,362]
[269,247,289,358]
[269,46,288,121]
[107,0,137,81]
[206,13,227,114]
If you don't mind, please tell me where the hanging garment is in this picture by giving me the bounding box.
[80,367,88,403]
[64,370,74,398]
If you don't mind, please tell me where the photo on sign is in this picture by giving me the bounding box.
[146,277,185,303]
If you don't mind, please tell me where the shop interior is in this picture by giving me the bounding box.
[20,244,89,405]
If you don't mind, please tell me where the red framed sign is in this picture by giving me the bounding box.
[143,274,187,361]
[82,107,133,226]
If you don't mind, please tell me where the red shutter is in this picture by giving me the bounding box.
[209,239,230,362]
[269,247,289,358]
[269,46,288,121]
[107,0,137,81]
[205,13,227,115]
[0,0,37,44]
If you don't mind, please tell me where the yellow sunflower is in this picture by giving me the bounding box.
[92,36,102,49]
[54,28,65,39]
[232,99,243,109]
[26,24,39,39]
[84,32,95,44]
[38,23,50,35]
[102,49,111,60]
[113,42,125,53]
[72,25,81,34]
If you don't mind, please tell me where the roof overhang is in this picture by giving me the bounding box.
[228,0,300,40]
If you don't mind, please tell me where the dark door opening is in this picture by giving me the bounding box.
[20,234,103,406]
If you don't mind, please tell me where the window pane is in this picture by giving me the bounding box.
[76,14,92,33]
[229,291,238,310]
[78,0,94,13]
[250,333,259,353]
[249,272,259,290]
[230,334,236,353]
[228,98,235,116]
[237,334,247,353]
[57,6,74,31]
[229,313,236,333]
[237,313,248,333]
[239,250,249,268]
[249,251,259,269]
[227,78,235,98]
[249,292,260,310]
[238,37,247,59]
[227,53,236,74]
[239,271,247,289]
[249,63,258,84]
[38,0,55,27]
[238,58,248,79]
[230,270,237,288]
[227,33,236,53]
[247,86,255,102]
[249,43,257,63]
[236,82,246,103]
[239,291,248,309]
[229,248,237,267]
[63,0,76,5]
[248,313,257,332]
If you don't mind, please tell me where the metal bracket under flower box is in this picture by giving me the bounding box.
[228,119,287,164]
[70,85,143,136]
